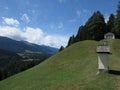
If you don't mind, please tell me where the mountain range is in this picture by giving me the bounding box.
[0,36,58,54]
[0,36,58,80]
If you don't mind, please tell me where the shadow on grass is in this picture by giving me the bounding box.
[109,70,120,75]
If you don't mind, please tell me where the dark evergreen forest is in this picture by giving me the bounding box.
[63,1,120,48]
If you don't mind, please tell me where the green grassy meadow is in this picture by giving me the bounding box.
[0,40,120,90]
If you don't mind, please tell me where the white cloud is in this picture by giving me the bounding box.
[2,17,19,26]
[43,35,68,48]
[21,13,30,23]
[0,26,68,48]
[0,16,68,48]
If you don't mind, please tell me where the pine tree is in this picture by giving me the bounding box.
[85,11,106,40]
[75,26,84,42]
[67,35,75,47]
[106,14,115,33]
[115,1,120,38]
[59,46,64,51]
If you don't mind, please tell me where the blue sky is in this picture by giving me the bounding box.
[0,0,119,48]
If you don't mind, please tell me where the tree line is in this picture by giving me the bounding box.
[59,1,120,50]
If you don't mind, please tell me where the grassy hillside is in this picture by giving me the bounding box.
[0,40,120,90]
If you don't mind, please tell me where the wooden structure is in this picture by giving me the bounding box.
[96,44,110,74]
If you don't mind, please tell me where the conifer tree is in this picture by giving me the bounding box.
[115,1,120,38]
[106,14,115,33]
[59,46,64,51]
[67,35,75,47]
[75,26,84,42]
[85,11,106,40]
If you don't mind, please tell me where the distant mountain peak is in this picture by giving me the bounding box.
[0,36,58,54]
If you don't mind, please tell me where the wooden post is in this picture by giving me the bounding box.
[96,44,110,74]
